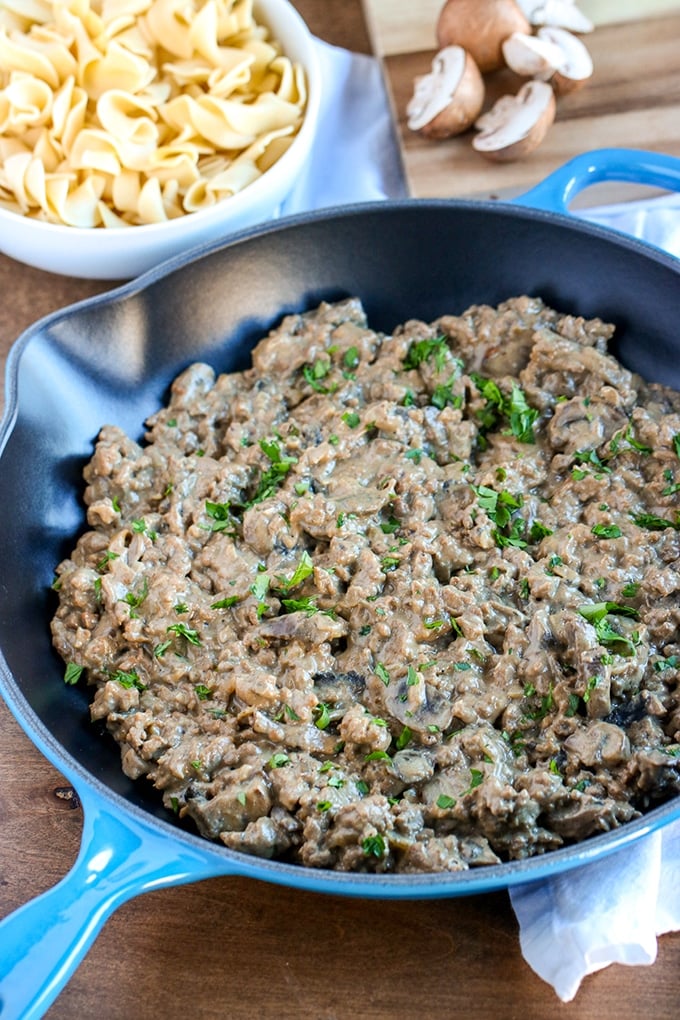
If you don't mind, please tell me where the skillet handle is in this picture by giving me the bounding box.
[514,147,680,213]
[0,784,230,1019]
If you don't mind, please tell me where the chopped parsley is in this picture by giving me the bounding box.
[64,662,83,685]
[507,384,539,443]
[609,425,652,456]
[431,380,463,410]
[404,448,424,464]
[470,375,539,444]
[361,834,386,858]
[529,520,553,541]
[248,439,298,505]
[402,334,449,372]
[364,749,391,763]
[582,675,599,704]
[250,571,270,618]
[630,512,679,531]
[577,602,640,657]
[131,518,157,540]
[275,704,300,722]
[166,622,202,645]
[573,448,610,474]
[654,655,679,672]
[302,357,334,393]
[374,662,391,686]
[662,473,680,496]
[109,668,146,691]
[465,768,484,793]
[211,595,241,609]
[396,726,412,750]
[525,682,555,721]
[313,702,331,730]
[343,347,360,370]
[380,516,400,535]
[122,577,148,615]
[473,484,526,549]
[565,693,581,718]
[280,595,320,615]
[591,523,622,539]
[204,500,236,533]
[275,551,314,591]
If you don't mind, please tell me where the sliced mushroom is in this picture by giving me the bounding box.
[436,0,531,74]
[537,26,593,93]
[473,79,556,161]
[501,30,565,79]
[406,45,485,139]
[382,674,454,734]
[391,749,435,784]
[255,610,348,643]
[528,0,594,33]
[312,669,366,723]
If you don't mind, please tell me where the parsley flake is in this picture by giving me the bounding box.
[64,662,83,685]
[592,523,622,539]
[361,834,386,858]
[166,622,202,646]
[402,334,449,373]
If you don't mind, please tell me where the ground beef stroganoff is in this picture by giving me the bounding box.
[51,296,680,872]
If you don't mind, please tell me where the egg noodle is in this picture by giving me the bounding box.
[0,0,307,226]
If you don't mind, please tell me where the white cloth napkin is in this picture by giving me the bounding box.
[281,39,407,214]
[292,36,680,1001]
[510,823,680,1001]
[581,191,680,260]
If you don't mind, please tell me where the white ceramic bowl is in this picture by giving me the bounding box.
[0,0,321,280]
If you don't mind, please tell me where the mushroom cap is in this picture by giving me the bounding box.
[406,46,485,138]
[473,79,557,161]
[436,0,531,73]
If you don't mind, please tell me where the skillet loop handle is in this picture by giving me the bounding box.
[514,147,680,214]
[0,786,228,1020]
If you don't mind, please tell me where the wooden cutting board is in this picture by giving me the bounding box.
[362,0,680,203]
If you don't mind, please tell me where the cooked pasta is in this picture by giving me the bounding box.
[0,0,308,227]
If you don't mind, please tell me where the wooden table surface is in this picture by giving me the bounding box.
[0,3,678,1018]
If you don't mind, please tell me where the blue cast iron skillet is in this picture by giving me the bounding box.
[1,148,680,1019]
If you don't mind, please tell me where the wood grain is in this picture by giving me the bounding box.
[363,0,680,56]
[364,1,680,201]
[1,4,679,1019]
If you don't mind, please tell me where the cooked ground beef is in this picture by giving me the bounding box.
[51,295,680,873]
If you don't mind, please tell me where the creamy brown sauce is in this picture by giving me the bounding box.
[51,296,680,872]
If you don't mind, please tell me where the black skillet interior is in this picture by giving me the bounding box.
[1,199,680,830]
